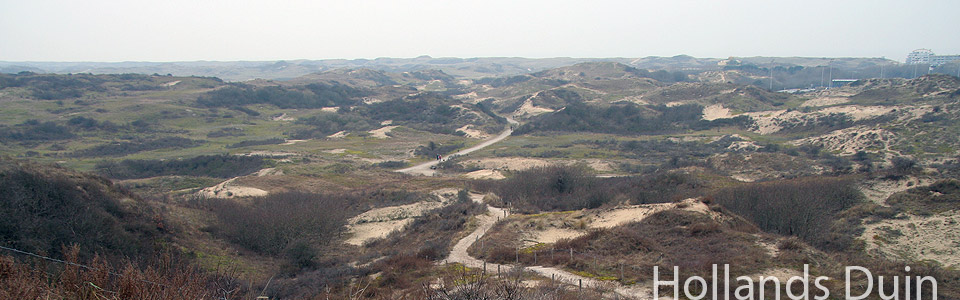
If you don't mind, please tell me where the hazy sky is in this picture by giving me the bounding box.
[2,0,959,62]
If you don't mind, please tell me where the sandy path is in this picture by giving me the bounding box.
[443,195,661,300]
[396,117,518,176]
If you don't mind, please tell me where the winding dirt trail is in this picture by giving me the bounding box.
[396,118,517,176]
[444,194,661,300]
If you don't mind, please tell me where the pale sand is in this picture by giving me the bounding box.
[324,148,347,154]
[462,169,506,180]
[790,126,895,155]
[702,103,732,120]
[344,188,460,246]
[198,177,267,199]
[456,124,489,139]
[472,157,554,172]
[862,211,960,268]
[800,97,849,107]
[327,131,348,139]
[513,97,555,118]
[368,126,399,139]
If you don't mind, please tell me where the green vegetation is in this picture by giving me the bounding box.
[887,179,960,215]
[514,102,749,135]
[71,137,204,157]
[225,137,285,149]
[196,83,366,108]
[0,158,163,260]
[94,154,267,179]
[481,165,610,212]
[3,62,960,298]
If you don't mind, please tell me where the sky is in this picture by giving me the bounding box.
[2,0,959,62]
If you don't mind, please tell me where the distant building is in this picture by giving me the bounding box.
[831,79,858,87]
[931,55,960,66]
[906,49,960,66]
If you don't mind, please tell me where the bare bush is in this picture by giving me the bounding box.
[711,176,862,251]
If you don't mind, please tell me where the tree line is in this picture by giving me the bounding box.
[513,102,750,135]
[95,154,267,179]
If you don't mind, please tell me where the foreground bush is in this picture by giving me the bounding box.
[204,192,350,256]
[0,158,163,261]
[485,165,609,213]
[0,246,245,300]
[711,176,862,250]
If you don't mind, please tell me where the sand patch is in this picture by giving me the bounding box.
[744,268,805,283]
[472,157,554,172]
[368,126,399,139]
[254,167,283,177]
[742,109,803,135]
[800,97,849,107]
[162,80,181,87]
[456,124,489,139]
[462,169,506,180]
[585,159,614,172]
[819,105,897,121]
[380,120,393,126]
[324,148,347,154]
[281,139,307,145]
[702,104,732,121]
[360,97,383,104]
[589,203,676,229]
[859,177,930,205]
[345,189,459,246]
[790,126,896,155]
[513,98,555,118]
[321,107,339,112]
[532,228,584,244]
[516,199,717,245]
[589,198,716,229]
[755,237,781,258]
[862,211,960,268]
[236,151,297,157]
[745,105,905,135]
[728,141,761,151]
[198,178,267,199]
[453,91,479,102]
[327,131,348,139]
[272,113,295,121]
[730,174,758,182]
[616,95,649,105]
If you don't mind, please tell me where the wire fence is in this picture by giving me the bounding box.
[473,243,657,282]
[0,244,176,290]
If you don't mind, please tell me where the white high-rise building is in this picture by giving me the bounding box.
[906,49,933,64]
[906,49,960,66]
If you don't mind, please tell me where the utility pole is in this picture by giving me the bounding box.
[829,64,833,88]
[769,67,774,90]
[769,60,775,91]
[820,66,825,88]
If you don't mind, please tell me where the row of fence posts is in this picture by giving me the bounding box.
[506,246,634,282]
[472,206,639,299]
[480,260,588,299]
